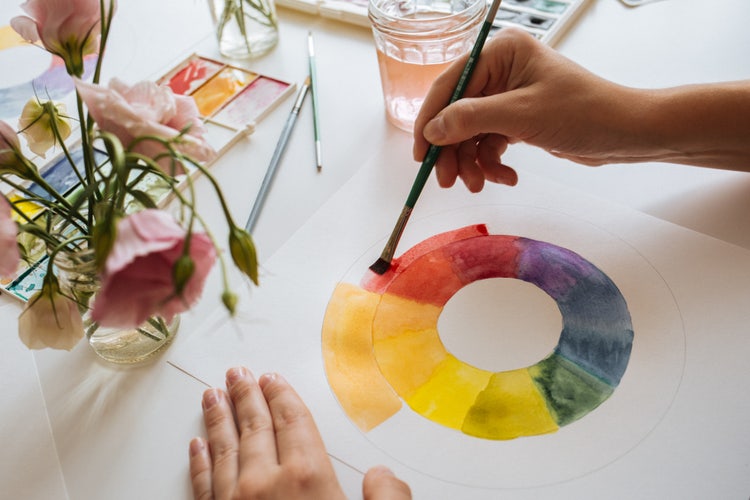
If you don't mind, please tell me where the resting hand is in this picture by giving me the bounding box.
[189,367,412,500]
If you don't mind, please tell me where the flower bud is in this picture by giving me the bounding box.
[18,100,72,158]
[221,290,238,315]
[172,254,196,296]
[0,121,35,179]
[229,227,258,285]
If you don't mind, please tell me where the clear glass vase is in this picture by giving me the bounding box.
[55,249,179,364]
[208,0,279,59]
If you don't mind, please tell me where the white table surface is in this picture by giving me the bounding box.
[1,0,749,498]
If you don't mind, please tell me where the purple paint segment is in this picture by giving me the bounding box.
[517,238,633,386]
[213,76,291,128]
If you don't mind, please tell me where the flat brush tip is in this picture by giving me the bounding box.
[369,258,391,275]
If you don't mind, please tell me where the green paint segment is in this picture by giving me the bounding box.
[529,354,614,426]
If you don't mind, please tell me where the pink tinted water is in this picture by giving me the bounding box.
[376,49,453,132]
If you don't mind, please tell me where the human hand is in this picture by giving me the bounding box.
[189,367,412,500]
[413,28,647,192]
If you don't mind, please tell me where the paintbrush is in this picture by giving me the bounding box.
[369,0,503,275]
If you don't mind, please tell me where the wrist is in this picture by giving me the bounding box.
[638,82,750,170]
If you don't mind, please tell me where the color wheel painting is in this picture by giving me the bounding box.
[322,224,634,441]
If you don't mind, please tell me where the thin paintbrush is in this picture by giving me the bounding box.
[245,76,311,233]
[369,0,503,274]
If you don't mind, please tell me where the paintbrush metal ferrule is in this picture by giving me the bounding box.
[369,205,413,274]
[368,0,503,275]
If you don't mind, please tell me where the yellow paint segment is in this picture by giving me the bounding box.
[462,369,559,440]
[407,355,492,430]
[321,283,401,432]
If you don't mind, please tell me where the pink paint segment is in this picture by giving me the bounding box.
[213,76,290,128]
[164,57,223,96]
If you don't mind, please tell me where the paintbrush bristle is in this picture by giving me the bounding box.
[369,257,391,275]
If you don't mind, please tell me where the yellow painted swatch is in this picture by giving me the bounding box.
[462,369,559,440]
[321,283,401,431]
[407,355,492,430]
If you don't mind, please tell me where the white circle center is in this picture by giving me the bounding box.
[437,278,562,372]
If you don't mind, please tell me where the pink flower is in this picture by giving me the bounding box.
[74,78,215,174]
[91,209,216,328]
[11,0,116,76]
[18,277,84,350]
[0,196,20,278]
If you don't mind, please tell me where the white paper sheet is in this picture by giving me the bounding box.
[170,138,750,498]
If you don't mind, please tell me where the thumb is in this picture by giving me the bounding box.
[423,93,522,146]
[363,466,412,500]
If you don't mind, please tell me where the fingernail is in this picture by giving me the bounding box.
[189,437,205,457]
[226,366,251,387]
[202,388,220,409]
[424,116,446,142]
[369,465,394,477]
[258,372,282,389]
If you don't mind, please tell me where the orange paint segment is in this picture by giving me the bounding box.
[372,294,447,399]
[321,283,401,431]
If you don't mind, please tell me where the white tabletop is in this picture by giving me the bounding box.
[2,0,749,498]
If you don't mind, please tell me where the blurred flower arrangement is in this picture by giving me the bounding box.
[0,0,258,356]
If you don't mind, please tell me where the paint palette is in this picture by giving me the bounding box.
[276,0,591,45]
[158,54,295,134]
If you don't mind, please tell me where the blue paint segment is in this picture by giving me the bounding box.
[517,238,633,386]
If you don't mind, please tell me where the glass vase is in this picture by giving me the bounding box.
[208,0,279,59]
[55,249,179,364]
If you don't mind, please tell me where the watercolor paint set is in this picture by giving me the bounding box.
[276,0,591,44]
[158,54,295,135]
[490,0,591,44]
[1,54,295,301]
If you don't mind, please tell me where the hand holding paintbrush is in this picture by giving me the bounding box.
[369,0,504,275]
